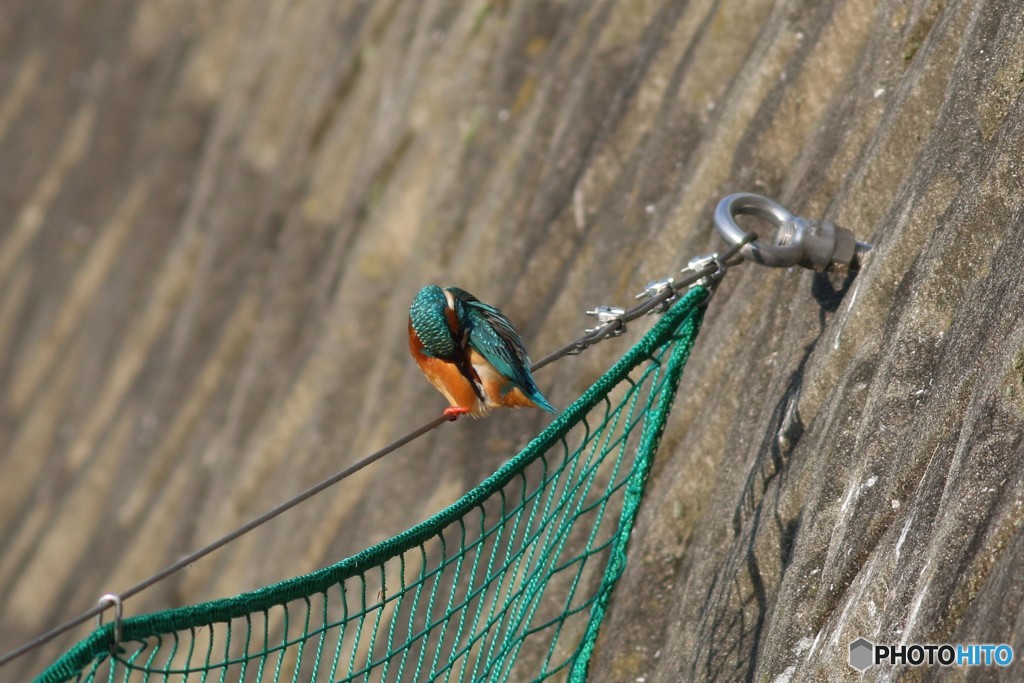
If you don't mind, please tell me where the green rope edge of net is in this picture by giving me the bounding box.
[568,287,704,681]
[36,286,709,683]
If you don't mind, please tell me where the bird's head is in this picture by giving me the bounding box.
[409,285,460,358]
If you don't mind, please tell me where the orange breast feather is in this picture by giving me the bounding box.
[409,319,484,414]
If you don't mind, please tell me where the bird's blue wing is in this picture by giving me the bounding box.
[447,288,555,412]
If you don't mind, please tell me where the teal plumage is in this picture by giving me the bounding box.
[408,285,556,418]
[445,287,556,413]
[409,285,460,359]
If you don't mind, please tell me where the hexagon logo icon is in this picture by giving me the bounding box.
[849,637,874,672]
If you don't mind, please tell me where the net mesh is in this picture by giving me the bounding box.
[36,287,707,683]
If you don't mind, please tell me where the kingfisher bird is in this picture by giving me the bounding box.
[408,285,556,419]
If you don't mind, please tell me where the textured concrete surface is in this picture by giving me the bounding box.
[1,0,1023,680]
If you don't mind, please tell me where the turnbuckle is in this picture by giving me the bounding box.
[714,193,871,271]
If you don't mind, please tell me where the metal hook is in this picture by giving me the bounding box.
[714,193,871,271]
[96,593,123,647]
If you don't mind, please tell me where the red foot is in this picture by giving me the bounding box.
[444,406,471,421]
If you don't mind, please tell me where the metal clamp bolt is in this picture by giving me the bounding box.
[585,306,627,336]
[634,278,677,313]
[685,253,727,289]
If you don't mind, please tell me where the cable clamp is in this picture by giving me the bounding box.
[684,253,727,290]
[634,278,677,314]
[96,593,123,649]
[584,306,627,337]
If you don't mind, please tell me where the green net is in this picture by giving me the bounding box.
[36,287,708,683]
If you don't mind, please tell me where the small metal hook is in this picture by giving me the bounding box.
[714,193,871,271]
[96,593,123,648]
